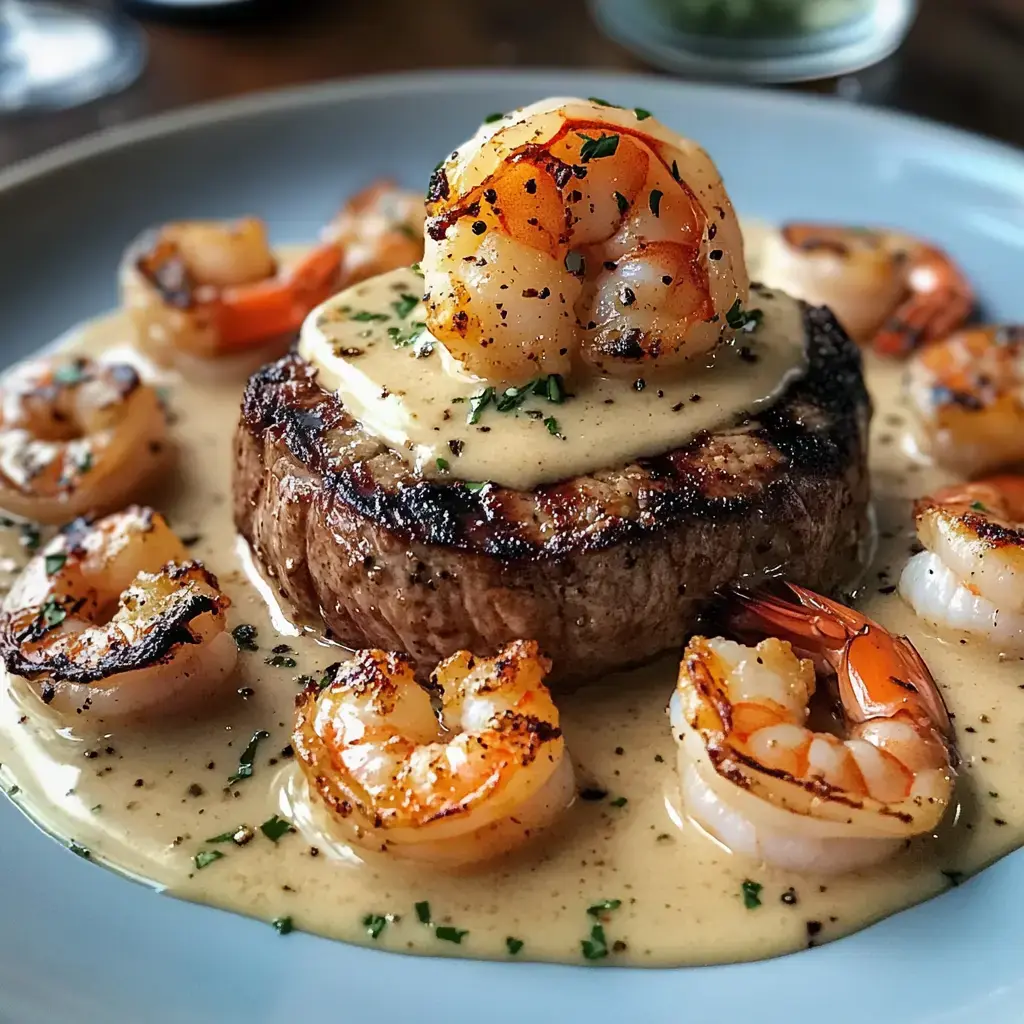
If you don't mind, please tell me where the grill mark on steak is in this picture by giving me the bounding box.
[238,304,868,562]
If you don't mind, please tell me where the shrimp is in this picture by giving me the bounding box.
[0,506,236,718]
[292,639,574,867]
[670,584,956,874]
[758,224,973,356]
[421,97,749,384]
[120,217,342,363]
[905,326,1024,475]
[0,357,167,524]
[324,180,425,287]
[900,476,1024,650]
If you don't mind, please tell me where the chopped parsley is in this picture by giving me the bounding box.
[44,552,66,576]
[231,623,259,652]
[410,261,423,276]
[588,96,615,107]
[435,926,468,944]
[741,879,763,909]
[467,386,496,425]
[350,310,390,323]
[391,293,420,319]
[68,840,91,859]
[205,829,240,844]
[726,299,764,333]
[483,112,505,123]
[971,501,987,512]
[388,321,428,349]
[272,916,294,935]
[580,923,609,960]
[435,457,450,473]
[464,481,489,493]
[265,654,297,669]
[194,849,224,870]
[634,107,653,120]
[228,729,270,784]
[649,189,663,217]
[415,900,432,924]
[39,595,66,631]
[260,814,294,843]
[53,361,87,385]
[609,796,628,808]
[577,132,619,162]
[506,936,524,955]
[544,416,561,437]
[363,913,389,939]
[614,190,629,214]
[587,899,622,917]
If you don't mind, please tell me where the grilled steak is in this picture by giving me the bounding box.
[234,304,870,682]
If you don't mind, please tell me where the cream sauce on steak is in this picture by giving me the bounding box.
[299,268,807,490]
[0,231,1021,967]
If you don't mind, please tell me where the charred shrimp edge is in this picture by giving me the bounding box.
[0,560,228,689]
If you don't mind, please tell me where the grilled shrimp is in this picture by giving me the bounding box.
[900,477,1024,650]
[0,506,236,718]
[905,326,1024,475]
[324,180,425,286]
[758,224,973,356]
[293,640,574,867]
[0,357,167,524]
[671,584,956,874]
[120,218,342,362]
[421,97,749,384]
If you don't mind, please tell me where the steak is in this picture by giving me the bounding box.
[233,304,870,682]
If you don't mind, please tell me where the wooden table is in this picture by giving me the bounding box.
[1,0,1021,169]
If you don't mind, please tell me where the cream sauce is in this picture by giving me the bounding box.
[0,250,1022,968]
[300,268,807,489]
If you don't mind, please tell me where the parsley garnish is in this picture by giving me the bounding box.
[228,729,270,784]
[544,416,560,437]
[44,552,66,576]
[391,293,420,319]
[363,913,389,939]
[467,386,496,425]
[741,879,763,909]
[464,481,489,492]
[587,899,622,917]
[725,299,764,333]
[68,840,91,859]
[410,261,423,275]
[231,623,258,651]
[272,916,294,935]
[260,814,293,843]
[39,596,66,631]
[581,923,608,960]
[588,96,615,106]
[634,107,653,120]
[483,112,505,123]
[265,654,297,669]
[205,829,239,844]
[388,321,428,348]
[609,796,628,807]
[613,190,629,214]
[436,457,450,473]
[971,501,987,512]
[649,189,663,217]
[578,132,619,162]
[53,361,87,385]
[415,900,432,924]
[194,849,224,870]
[436,926,468,944]
[350,310,390,323]
[506,936,524,954]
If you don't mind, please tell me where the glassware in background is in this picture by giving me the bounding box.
[590,0,918,83]
[0,0,146,113]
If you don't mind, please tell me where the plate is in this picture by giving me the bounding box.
[2,70,1024,1024]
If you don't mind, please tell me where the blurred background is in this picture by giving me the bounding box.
[0,0,1021,169]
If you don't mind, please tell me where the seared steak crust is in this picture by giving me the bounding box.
[234,305,870,680]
